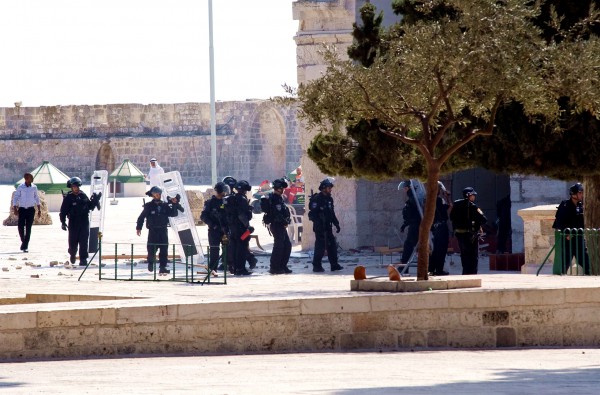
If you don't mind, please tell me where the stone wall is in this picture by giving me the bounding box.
[2,287,600,359]
[0,101,300,186]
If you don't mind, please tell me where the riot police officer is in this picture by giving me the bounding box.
[225,180,254,275]
[398,180,421,268]
[308,178,343,272]
[200,182,229,272]
[59,177,102,266]
[450,187,487,275]
[552,183,590,274]
[136,186,183,274]
[222,175,258,271]
[429,181,452,276]
[263,178,292,274]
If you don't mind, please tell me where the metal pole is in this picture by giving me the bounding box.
[209,0,218,185]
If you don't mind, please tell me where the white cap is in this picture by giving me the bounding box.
[150,158,157,162]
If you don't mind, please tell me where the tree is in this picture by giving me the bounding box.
[294,0,600,280]
[463,0,600,227]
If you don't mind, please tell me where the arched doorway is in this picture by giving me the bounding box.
[95,143,115,173]
[248,107,286,183]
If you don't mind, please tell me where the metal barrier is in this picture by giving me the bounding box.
[78,235,228,285]
[538,229,600,276]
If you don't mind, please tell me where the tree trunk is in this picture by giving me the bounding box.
[416,166,441,280]
[583,174,600,228]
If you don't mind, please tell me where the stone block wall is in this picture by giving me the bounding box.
[2,287,600,359]
[0,101,300,186]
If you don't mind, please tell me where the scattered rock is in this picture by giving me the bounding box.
[50,261,60,267]
[22,257,28,260]
[57,272,64,276]
[2,267,9,272]
[30,274,40,278]
[16,266,22,270]
[8,257,16,261]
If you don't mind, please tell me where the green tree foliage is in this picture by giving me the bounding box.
[297,0,600,279]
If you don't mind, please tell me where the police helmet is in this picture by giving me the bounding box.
[222,176,237,190]
[398,180,411,190]
[66,177,82,188]
[272,178,288,190]
[235,180,252,192]
[318,178,334,191]
[149,186,163,195]
[214,182,229,194]
[462,187,477,198]
[569,182,584,195]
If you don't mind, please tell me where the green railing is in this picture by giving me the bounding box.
[538,229,600,276]
[78,236,228,285]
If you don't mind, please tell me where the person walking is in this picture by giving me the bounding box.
[145,158,164,188]
[59,177,102,266]
[308,178,343,272]
[552,182,590,274]
[136,186,183,274]
[263,178,292,274]
[200,182,229,272]
[450,187,487,275]
[12,172,41,252]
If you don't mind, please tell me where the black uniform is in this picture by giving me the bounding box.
[429,196,450,275]
[450,198,487,275]
[265,192,292,274]
[224,192,253,275]
[136,198,181,272]
[553,198,590,274]
[401,190,421,264]
[59,191,99,265]
[308,192,342,271]
[200,196,227,271]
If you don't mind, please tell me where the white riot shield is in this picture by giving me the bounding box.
[88,170,108,254]
[159,171,205,264]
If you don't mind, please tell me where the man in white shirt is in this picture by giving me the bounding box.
[12,173,41,252]
[145,158,164,188]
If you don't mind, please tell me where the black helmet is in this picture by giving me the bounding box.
[272,178,288,190]
[569,182,584,195]
[149,186,163,195]
[222,176,237,190]
[214,182,228,194]
[462,187,477,198]
[318,178,334,191]
[398,180,411,190]
[235,180,252,192]
[66,177,82,188]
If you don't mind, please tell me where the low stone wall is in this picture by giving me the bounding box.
[2,286,600,360]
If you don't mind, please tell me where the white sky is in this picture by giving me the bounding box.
[0,0,298,107]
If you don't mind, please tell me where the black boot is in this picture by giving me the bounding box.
[313,265,325,273]
[331,263,344,272]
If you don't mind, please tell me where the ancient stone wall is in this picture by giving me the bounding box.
[0,101,300,186]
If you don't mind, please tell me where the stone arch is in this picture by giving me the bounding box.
[95,143,115,173]
[248,106,287,183]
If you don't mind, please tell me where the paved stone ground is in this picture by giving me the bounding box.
[1,349,599,394]
[3,184,600,393]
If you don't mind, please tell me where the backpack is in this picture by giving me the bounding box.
[307,193,319,222]
[260,194,273,224]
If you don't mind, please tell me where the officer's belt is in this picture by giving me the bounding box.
[454,229,472,233]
